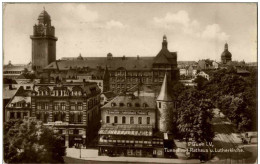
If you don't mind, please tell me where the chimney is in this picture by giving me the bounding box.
[137,55,140,60]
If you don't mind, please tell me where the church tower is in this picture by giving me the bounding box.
[30,9,58,71]
[156,74,174,133]
[221,43,232,64]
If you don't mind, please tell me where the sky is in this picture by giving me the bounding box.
[3,3,257,64]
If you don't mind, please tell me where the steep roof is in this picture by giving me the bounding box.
[157,74,173,102]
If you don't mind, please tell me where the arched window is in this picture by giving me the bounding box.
[122,116,126,124]
[147,117,150,124]
[130,117,134,124]
[114,116,118,123]
[138,117,142,124]
[106,116,110,123]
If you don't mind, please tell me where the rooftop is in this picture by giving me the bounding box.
[102,94,156,109]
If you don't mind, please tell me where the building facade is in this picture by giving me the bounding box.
[5,86,31,121]
[43,35,179,94]
[31,82,101,147]
[30,9,58,71]
[98,74,176,158]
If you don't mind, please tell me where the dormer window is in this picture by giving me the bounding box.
[111,102,116,107]
[119,103,124,107]
[135,103,140,107]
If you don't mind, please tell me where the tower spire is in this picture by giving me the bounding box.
[224,42,228,50]
[162,35,168,49]
[157,73,172,101]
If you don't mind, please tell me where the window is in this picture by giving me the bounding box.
[37,103,41,110]
[54,113,59,122]
[114,116,118,123]
[44,103,48,110]
[41,103,45,110]
[135,103,140,107]
[44,113,49,123]
[61,113,66,122]
[119,103,124,107]
[158,102,161,108]
[122,116,126,124]
[127,103,131,107]
[73,129,79,135]
[147,117,150,124]
[78,103,83,110]
[138,117,142,124]
[78,113,82,123]
[71,103,76,110]
[17,112,21,119]
[106,116,110,123]
[23,112,28,118]
[61,103,65,110]
[130,117,134,124]
[54,103,59,110]
[69,113,74,123]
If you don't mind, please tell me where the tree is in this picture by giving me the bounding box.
[4,118,66,163]
[193,76,208,90]
[176,89,214,143]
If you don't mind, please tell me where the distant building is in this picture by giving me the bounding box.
[43,35,179,94]
[5,86,31,121]
[221,43,232,64]
[31,82,101,147]
[3,61,32,80]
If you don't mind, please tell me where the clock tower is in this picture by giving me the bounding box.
[30,9,58,71]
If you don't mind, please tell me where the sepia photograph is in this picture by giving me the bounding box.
[2,2,257,163]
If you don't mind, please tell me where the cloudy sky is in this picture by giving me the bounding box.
[3,3,257,64]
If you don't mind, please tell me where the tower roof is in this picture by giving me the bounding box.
[38,9,51,25]
[221,43,232,58]
[157,74,173,102]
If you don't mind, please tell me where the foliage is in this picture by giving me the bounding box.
[203,67,257,132]
[193,76,208,90]
[174,88,214,142]
[4,118,66,163]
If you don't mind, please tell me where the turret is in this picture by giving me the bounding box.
[156,74,173,133]
[162,35,168,49]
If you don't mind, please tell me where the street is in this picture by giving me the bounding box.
[210,109,257,164]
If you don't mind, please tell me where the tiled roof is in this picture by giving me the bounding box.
[3,64,32,72]
[3,87,18,99]
[153,48,177,64]
[45,57,154,71]
[102,94,156,109]
[7,96,31,108]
